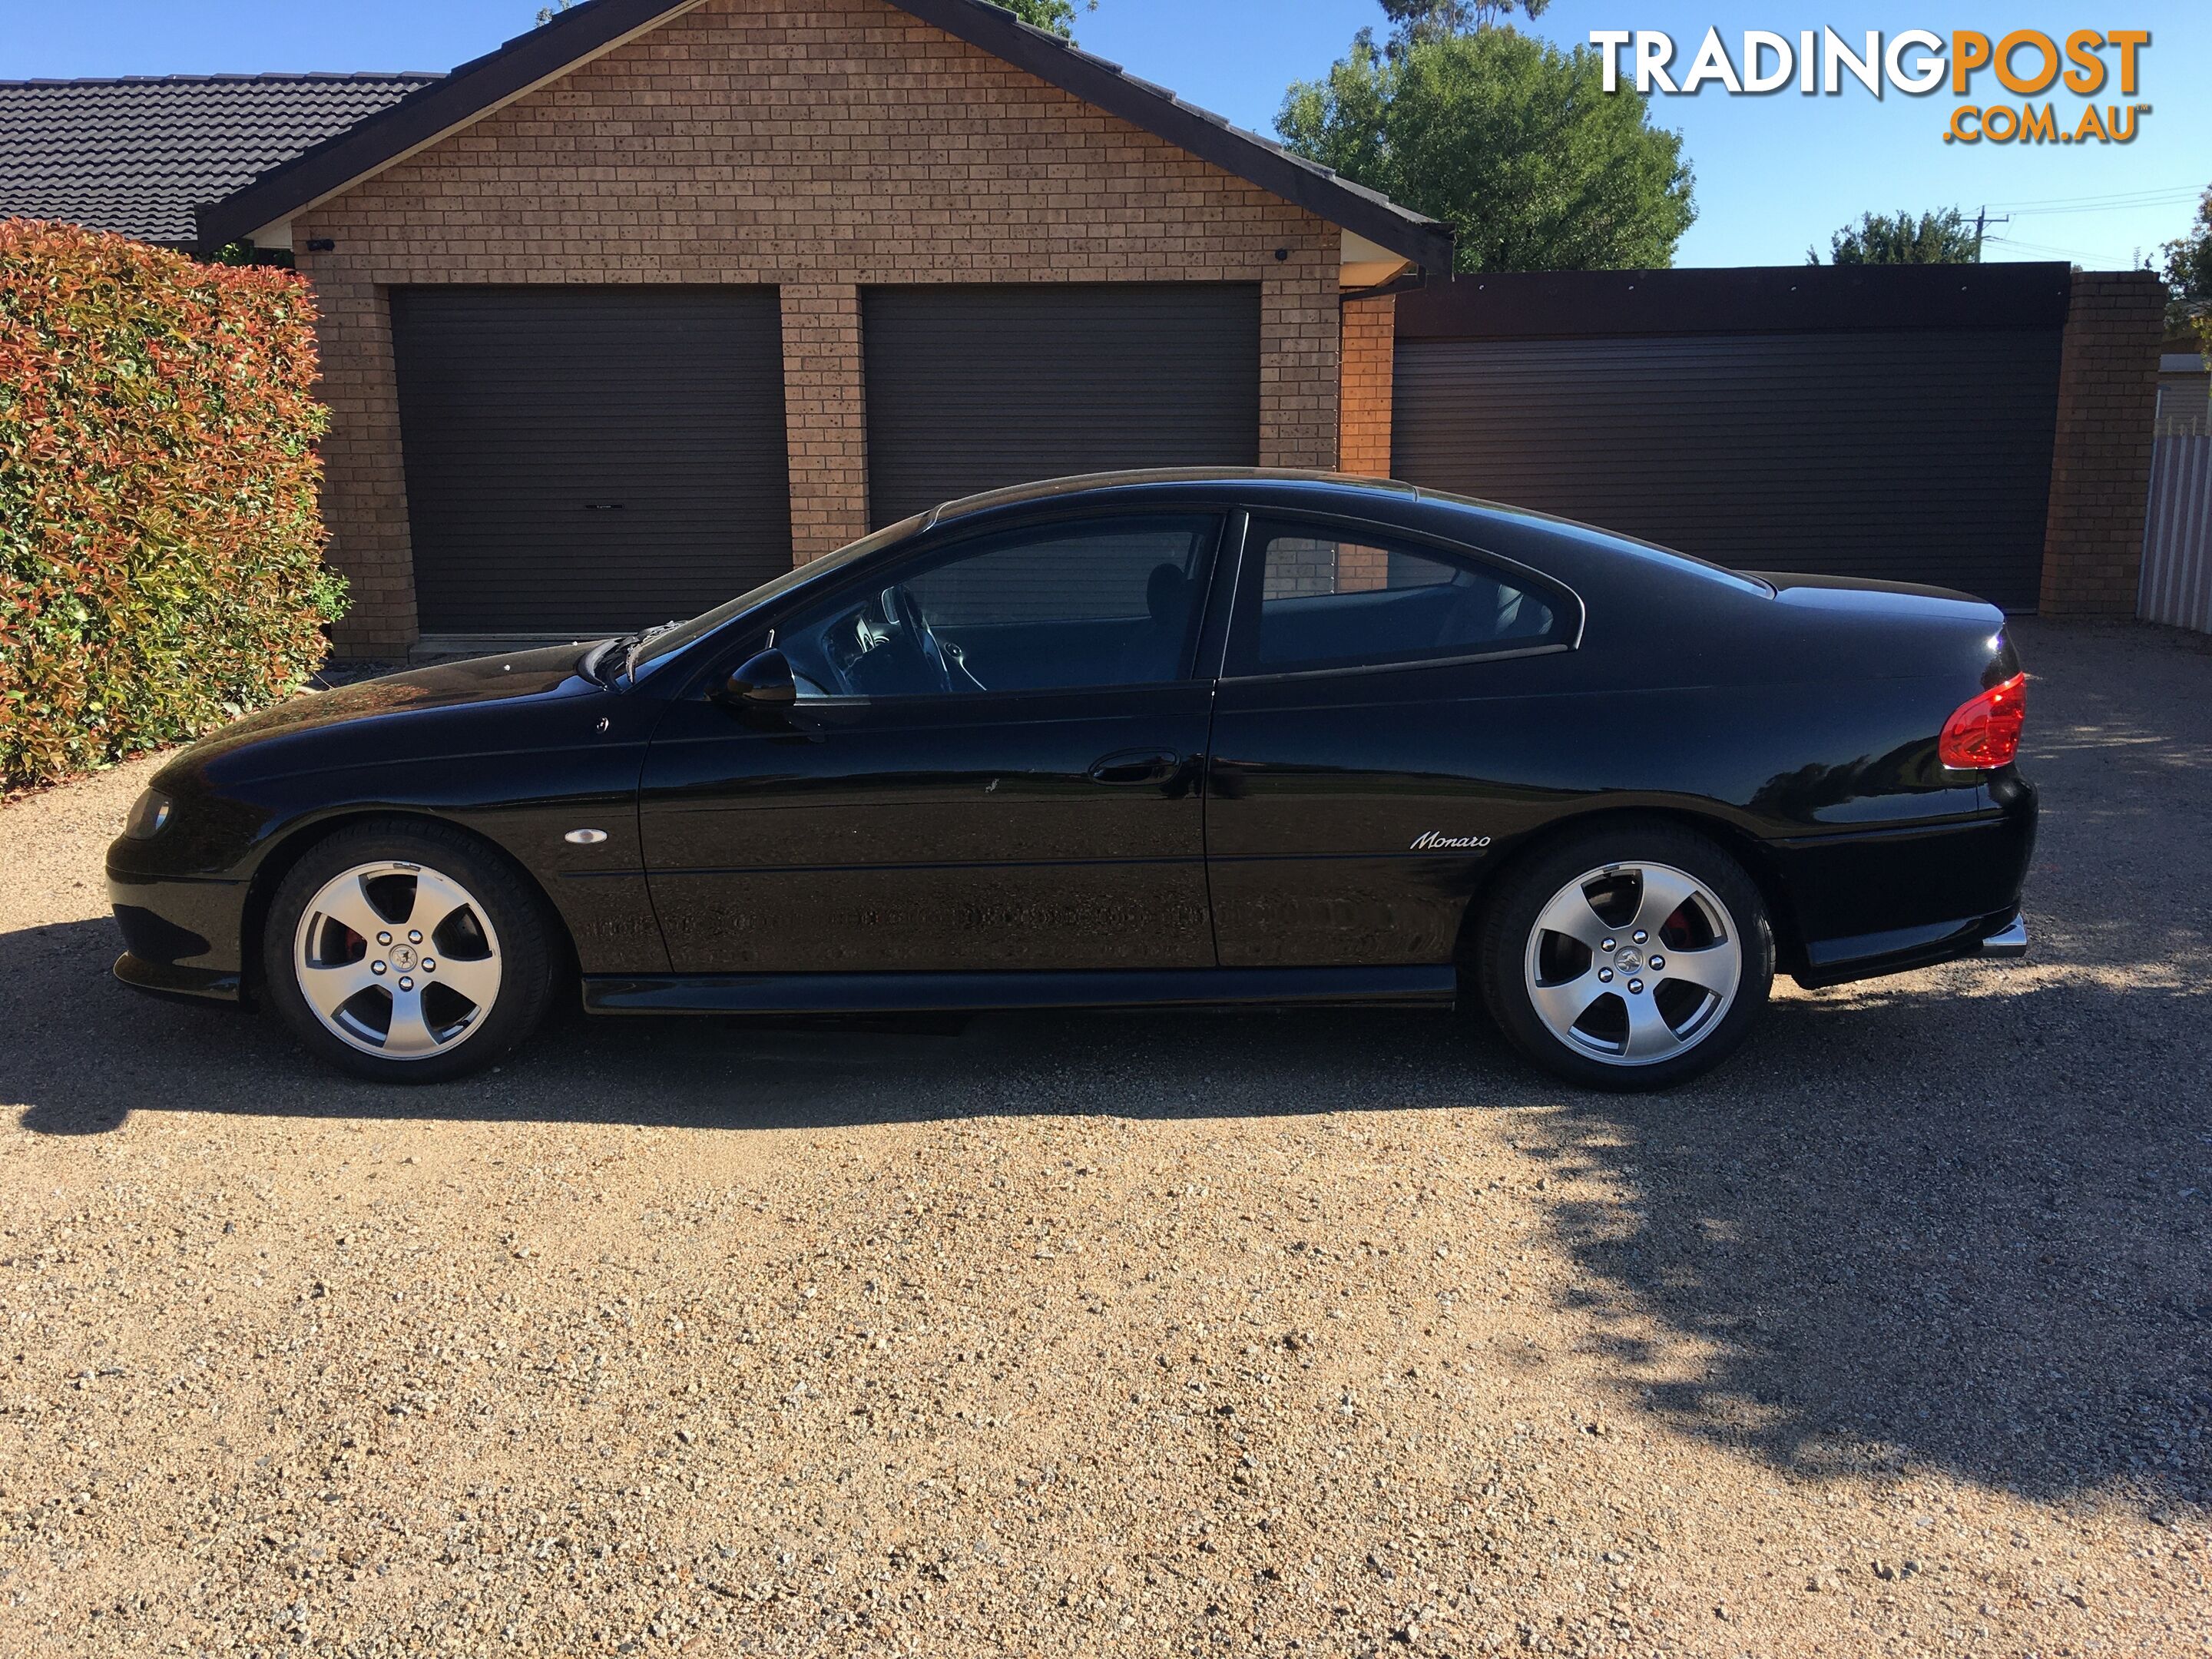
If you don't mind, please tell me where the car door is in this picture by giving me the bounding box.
[638,511,1227,975]
[1205,512,1581,968]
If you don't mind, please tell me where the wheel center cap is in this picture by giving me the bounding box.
[389,944,418,972]
[1613,946,1644,974]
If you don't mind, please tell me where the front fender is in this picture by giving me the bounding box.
[108,690,674,982]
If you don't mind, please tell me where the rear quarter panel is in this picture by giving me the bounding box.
[1290,498,2034,973]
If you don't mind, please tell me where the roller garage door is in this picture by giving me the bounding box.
[863,283,1261,525]
[1390,269,2070,611]
[389,286,791,635]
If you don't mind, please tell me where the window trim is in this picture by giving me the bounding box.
[1220,508,1585,684]
[689,504,1233,705]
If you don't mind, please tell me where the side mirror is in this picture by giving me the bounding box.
[717,648,797,720]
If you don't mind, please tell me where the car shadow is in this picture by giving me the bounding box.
[1525,974,2211,1513]
[5,914,2207,1516]
[1,915,1558,1139]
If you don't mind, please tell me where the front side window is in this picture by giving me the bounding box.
[1233,518,1571,676]
[625,512,931,682]
[776,513,1220,697]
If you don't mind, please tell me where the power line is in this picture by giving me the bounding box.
[1983,233,2101,260]
[2008,197,2200,220]
[1973,204,2009,257]
[1986,184,2197,207]
[1984,185,2198,212]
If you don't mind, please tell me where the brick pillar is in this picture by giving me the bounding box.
[1338,293,1396,478]
[303,260,420,657]
[780,283,870,562]
[2038,271,2165,614]
[1259,240,1342,469]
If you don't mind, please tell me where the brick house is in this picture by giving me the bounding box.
[185,0,1450,656]
[7,0,2164,647]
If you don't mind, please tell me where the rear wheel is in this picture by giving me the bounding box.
[1477,822,1773,1091]
[263,822,556,1082]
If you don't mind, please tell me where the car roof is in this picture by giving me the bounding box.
[922,468,1423,530]
[914,469,1784,612]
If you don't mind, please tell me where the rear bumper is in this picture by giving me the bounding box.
[1773,778,2036,987]
[1975,913,2028,959]
[1793,906,2026,989]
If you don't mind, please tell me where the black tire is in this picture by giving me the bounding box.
[1475,820,1773,1092]
[262,819,558,1083]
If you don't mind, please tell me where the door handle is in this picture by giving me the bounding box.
[1088,749,1184,786]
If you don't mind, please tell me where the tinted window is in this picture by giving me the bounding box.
[1237,520,1568,674]
[777,514,1218,697]
[626,512,929,680]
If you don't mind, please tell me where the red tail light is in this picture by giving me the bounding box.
[1939,673,2026,770]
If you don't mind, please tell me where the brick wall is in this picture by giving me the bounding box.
[2039,271,2166,615]
[1338,294,1396,478]
[296,0,1341,653]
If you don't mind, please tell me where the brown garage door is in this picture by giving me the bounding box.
[863,283,1261,526]
[389,286,791,635]
[1389,267,2071,612]
[1392,331,2061,610]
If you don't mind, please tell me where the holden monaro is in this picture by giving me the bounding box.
[109,470,2033,1090]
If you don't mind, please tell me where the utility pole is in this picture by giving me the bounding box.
[1972,204,2010,262]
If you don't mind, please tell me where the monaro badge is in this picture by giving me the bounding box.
[1410,830,1492,850]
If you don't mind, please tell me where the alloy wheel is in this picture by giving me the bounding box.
[291,860,504,1059]
[1522,860,1743,1067]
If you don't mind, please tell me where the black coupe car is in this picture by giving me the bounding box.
[108,470,2033,1091]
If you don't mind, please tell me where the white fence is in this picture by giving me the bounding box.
[2140,433,2212,634]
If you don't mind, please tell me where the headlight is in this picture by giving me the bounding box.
[123,788,173,840]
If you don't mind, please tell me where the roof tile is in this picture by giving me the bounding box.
[0,73,439,246]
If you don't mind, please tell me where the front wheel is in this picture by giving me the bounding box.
[263,821,557,1083]
[1476,823,1773,1091]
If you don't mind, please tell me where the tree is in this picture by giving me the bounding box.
[992,0,1097,40]
[1277,26,1695,272]
[2162,184,2212,354]
[1811,209,1983,266]
[1379,0,1551,54]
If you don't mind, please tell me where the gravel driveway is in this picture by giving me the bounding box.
[2,618,2207,1657]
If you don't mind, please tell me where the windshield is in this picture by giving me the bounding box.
[621,512,931,682]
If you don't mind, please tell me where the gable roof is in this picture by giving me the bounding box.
[0,73,439,247]
[195,0,1453,271]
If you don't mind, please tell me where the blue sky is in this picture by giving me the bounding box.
[2,0,2202,270]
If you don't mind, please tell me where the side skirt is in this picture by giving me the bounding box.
[582,965,1459,1017]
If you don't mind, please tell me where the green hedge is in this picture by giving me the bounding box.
[1,219,345,790]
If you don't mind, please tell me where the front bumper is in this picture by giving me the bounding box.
[114,949,242,1004]
[107,864,247,1005]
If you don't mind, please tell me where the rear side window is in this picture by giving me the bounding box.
[1231,518,1572,675]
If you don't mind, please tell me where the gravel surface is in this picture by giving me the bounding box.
[2,618,2207,1657]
